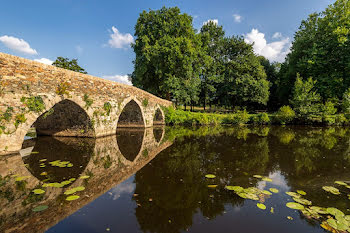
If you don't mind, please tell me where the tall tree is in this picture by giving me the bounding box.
[132,7,204,105]
[52,57,87,74]
[278,0,350,102]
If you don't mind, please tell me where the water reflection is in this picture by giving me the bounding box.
[0,126,350,233]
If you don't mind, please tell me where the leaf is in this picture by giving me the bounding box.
[310,206,328,214]
[225,186,243,192]
[40,172,47,176]
[257,203,266,210]
[32,205,48,212]
[293,197,312,205]
[66,195,80,201]
[270,207,274,213]
[285,192,301,198]
[207,185,218,188]
[334,181,347,186]
[261,190,272,195]
[322,186,340,195]
[15,176,30,181]
[297,190,306,195]
[326,207,344,218]
[269,188,279,193]
[205,174,216,179]
[32,189,45,195]
[79,175,90,179]
[286,202,304,210]
[262,177,272,182]
[253,175,263,179]
[287,216,293,220]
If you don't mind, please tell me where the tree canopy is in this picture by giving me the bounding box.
[52,57,87,74]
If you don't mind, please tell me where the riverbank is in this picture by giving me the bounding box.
[164,106,349,126]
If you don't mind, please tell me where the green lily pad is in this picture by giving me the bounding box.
[269,188,279,193]
[40,172,47,176]
[225,186,243,192]
[293,197,312,205]
[261,190,272,195]
[64,186,85,195]
[257,203,266,210]
[262,177,272,182]
[253,175,263,179]
[297,190,306,195]
[310,206,328,214]
[207,185,218,188]
[322,186,340,195]
[31,152,39,154]
[285,192,301,198]
[205,174,216,179]
[326,218,338,229]
[286,202,304,210]
[32,189,45,195]
[334,181,347,186]
[39,159,47,162]
[15,176,30,181]
[80,175,90,179]
[32,205,48,212]
[66,195,80,201]
[327,207,344,217]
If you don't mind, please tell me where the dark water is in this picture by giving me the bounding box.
[1,126,350,233]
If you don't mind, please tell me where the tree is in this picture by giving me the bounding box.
[132,7,205,106]
[290,74,321,119]
[52,57,87,74]
[219,36,270,108]
[199,21,225,110]
[278,0,350,102]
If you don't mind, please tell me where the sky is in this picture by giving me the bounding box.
[0,0,334,85]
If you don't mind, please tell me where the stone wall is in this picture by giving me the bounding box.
[0,52,172,154]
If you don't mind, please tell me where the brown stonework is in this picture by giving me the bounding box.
[0,52,172,155]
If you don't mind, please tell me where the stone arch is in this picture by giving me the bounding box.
[153,126,165,144]
[34,99,95,137]
[153,107,165,125]
[117,98,146,128]
[116,128,145,162]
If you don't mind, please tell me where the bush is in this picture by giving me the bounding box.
[250,113,270,125]
[222,110,249,125]
[276,106,295,124]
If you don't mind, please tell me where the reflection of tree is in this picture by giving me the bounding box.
[133,129,270,233]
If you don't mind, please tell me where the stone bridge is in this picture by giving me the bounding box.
[0,52,172,155]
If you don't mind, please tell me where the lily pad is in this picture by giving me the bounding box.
[261,190,272,195]
[15,176,30,181]
[205,174,216,179]
[322,186,340,195]
[297,190,306,195]
[310,206,328,214]
[335,181,347,186]
[225,186,243,192]
[327,207,344,218]
[66,195,80,201]
[32,189,45,195]
[64,186,85,195]
[207,185,218,188]
[286,202,304,210]
[253,175,263,179]
[262,177,272,182]
[269,188,279,193]
[285,192,301,198]
[32,205,48,212]
[257,203,266,210]
[293,197,312,205]
[40,172,47,176]
[79,175,90,179]
[39,159,47,162]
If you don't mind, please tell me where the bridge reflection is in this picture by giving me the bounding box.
[0,126,171,233]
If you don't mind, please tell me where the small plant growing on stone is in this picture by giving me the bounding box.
[1,107,14,122]
[42,108,54,119]
[56,82,70,96]
[103,102,112,116]
[142,98,149,108]
[20,96,45,113]
[14,114,26,128]
[83,94,93,109]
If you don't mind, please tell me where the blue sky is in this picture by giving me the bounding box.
[0,0,333,84]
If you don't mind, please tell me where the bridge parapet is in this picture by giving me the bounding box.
[0,52,172,154]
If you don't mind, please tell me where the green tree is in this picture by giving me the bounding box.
[220,36,270,107]
[52,57,87,74]
[278,0,350,102]
[290,75,321,120]
[132,7,204,106]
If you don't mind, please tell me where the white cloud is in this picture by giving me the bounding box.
[244,29,291,62]
[0,35,38,55]
[34,58,53,65]
[272,32,282,39]
[233,14,242,23]
[203,19,218,26]
[108,26,134,49]
[102,74,132,85]
[109,179,135,200]
[76,45,83,54]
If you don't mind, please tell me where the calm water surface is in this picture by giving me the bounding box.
[1,126,350,233]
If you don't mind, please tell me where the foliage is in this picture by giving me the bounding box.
[142,99,149,108]
[277,0,350,101]
[290,75,322,121]
[14,114,26,128]
[342,88,350,113]
[56,82,70,96]
[103,102,112,116]
[52,57,87,74]
[250,113,270,125]
[20,96,45,113]
[83,94,93,109]
[276,106,296,124]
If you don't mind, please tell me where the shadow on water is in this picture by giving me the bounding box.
[1,125,350,233]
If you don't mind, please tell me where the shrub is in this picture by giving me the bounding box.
[222,110,249,125]
[83,94,93,109]
[20,96,45,113]
[276,106,295,124]
[335,114,347,125]
[250,113,270,125]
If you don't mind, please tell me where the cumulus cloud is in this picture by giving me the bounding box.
[34,58,53,65]
[272,32,282,39]
[102,74,132,85]
[0,35,38,55]
[109,179,135,200]
[244,29,291,62]
[233,14,242,23]
[203,19,218,26]
[108,26,134,49]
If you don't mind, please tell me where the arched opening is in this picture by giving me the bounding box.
[117,100,145,128]
[153,127,164,143]
[116,128,145,162]
[22,137,94,184]
[34,99,95,137]
[153,108,164,125]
